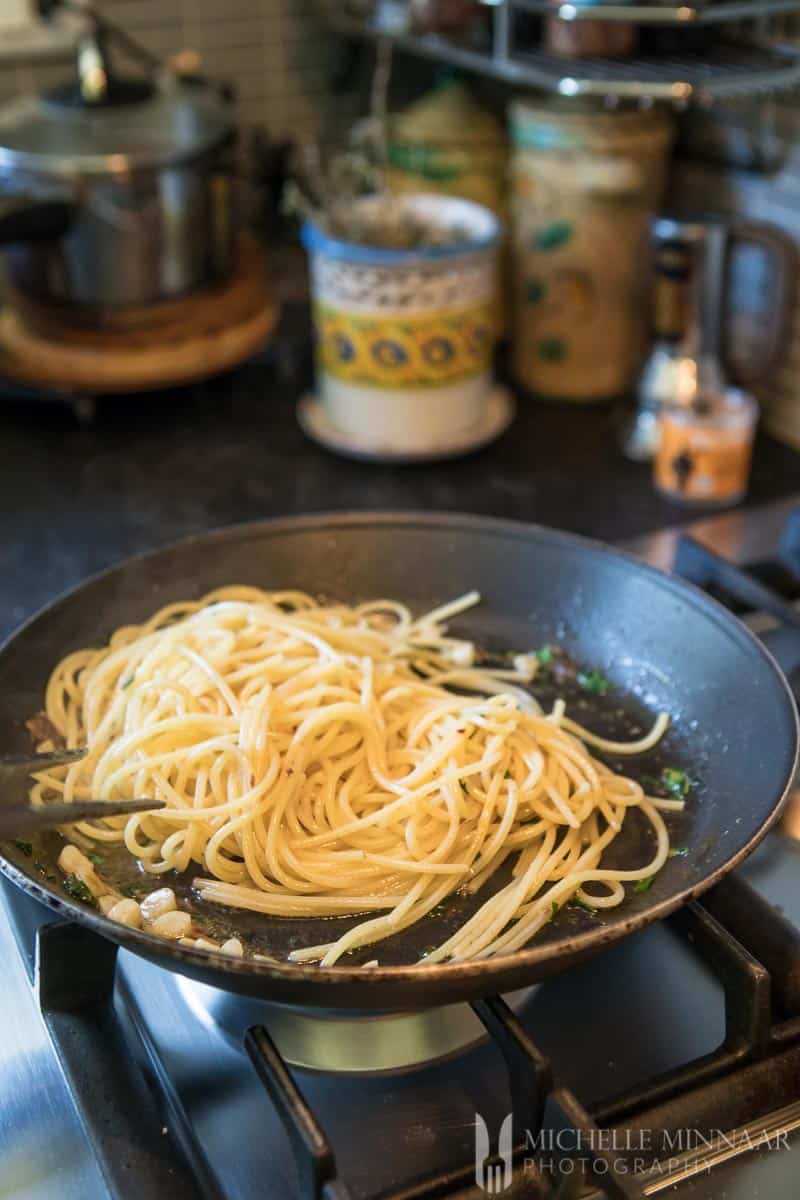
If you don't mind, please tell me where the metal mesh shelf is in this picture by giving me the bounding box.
[515,41,800,99]
[514,0,800,26]
[328,14,800,103]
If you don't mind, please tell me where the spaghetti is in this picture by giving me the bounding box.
[32,588,677,965]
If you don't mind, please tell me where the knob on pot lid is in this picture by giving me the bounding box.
[0,82,234,176]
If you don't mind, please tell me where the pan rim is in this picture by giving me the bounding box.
[1,509,797,992]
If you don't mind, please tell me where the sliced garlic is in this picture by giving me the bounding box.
[150,910,191,940]
[220,937,244,958]
[193,937,220,951]
[140,887,177,922]
[57,844,107,897]
[513,654,539,681]
[449,641,475,668]
[57,845,84,874]
[107,898,142,929]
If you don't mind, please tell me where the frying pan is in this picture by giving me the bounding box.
[0,512,796,1009]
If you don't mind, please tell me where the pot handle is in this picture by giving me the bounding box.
[0,194,73,245]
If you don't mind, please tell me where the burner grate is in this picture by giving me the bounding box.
[6,870,800,1200]
[675,534,800,629]
[0,890,219,1200]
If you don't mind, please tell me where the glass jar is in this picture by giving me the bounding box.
[509,98,673,403]
[653,389,758,507]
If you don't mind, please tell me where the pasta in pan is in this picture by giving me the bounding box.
[33,589,678,965]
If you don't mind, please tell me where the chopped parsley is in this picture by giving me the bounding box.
[12,839,32,857]
[87,852,104,867]
[62,874,97,907]
[531,645,555,681]
[643,768,691,799]
[669,846,688,858]
[662,767,690,798]
[633,876,655,893]
[577,669,611,696]
[551,900,560,919]
[569,896,597,914]
[121,675,135,689]
[120,880,145,899]
[504,770,512,779]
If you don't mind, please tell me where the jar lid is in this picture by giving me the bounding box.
[509,97,673,154]
[0,84,234,176]
[662,387,758,429]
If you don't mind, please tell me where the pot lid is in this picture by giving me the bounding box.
[0,84,234,175]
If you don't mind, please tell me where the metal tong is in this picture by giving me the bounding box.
[0,747,164,839]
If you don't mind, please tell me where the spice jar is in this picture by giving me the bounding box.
[653,390,758,507]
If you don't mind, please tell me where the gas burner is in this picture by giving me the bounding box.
[176,974,539,1073]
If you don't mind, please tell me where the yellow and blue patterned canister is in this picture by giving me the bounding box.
[302,193,500,454]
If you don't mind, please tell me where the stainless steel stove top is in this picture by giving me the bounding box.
[4,497,800,1200]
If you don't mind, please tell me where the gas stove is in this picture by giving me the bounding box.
[4,499,800,1200]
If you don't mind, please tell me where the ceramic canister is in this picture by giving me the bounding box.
[509,99,673,403]
[302,193,500,454]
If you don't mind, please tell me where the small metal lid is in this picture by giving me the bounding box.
[0,84,234,176]
[652,215,720,244]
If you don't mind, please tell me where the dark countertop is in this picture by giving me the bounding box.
[1,335,799,640]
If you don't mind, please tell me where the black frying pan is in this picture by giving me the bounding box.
[0,513,796,1008]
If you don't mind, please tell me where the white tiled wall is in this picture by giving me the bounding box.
[0,0,353,140]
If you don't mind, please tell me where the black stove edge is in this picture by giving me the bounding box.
[1,882,219,1200]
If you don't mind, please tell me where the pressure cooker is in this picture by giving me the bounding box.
[0,77,237,309]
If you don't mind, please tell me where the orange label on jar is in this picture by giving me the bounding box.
[655,413,754,503]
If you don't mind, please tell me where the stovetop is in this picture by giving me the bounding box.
[5,497,800,1200]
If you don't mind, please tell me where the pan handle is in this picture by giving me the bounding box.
[0,194,73,246]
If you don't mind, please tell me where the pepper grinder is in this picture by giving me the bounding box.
[620,216,795,462]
